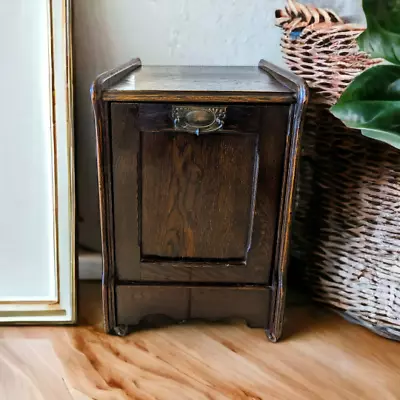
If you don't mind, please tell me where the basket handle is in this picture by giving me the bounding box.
[276,0,343,33]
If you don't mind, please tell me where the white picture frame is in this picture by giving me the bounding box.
[0,0,75,323]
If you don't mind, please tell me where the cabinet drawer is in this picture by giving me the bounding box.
[135,103,262,134]
[116,284,271,328]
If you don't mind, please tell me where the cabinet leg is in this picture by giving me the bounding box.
[246,320,279,343]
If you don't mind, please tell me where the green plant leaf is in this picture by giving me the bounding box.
[361,129,400,149]
[358,0,400,65]
[331,65,400,149]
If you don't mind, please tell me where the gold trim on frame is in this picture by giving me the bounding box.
[66,0,77,324]
[49,0,61,304]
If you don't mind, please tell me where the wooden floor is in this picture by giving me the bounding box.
[0,283,399,399]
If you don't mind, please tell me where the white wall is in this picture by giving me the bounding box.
[74,0,364,252]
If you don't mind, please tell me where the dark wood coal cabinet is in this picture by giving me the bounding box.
[92,58,307,342]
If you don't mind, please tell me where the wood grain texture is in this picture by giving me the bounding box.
[0,340,74,400]
[141,131,256,260]
[112,103,141,281]
[102,65,295,104]
[94,60,307,340]
[101,66,296,103]
[1,283,400,400]
[110,103,288,285]
[116,285,270,328]
[103,91,295,104]
[108,66,294,93]
[190,287,269,328]
[92,58,142,332]
[258,60,309,342]
[135,103,262,134]
[245,105,289,283]
[116,286,190,326]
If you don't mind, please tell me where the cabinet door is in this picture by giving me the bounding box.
[111,103,288,283]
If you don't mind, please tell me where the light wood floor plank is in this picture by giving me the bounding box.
[0,340,73,400]
[0,282,399,399]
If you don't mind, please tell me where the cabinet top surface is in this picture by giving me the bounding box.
[107,66,294,94]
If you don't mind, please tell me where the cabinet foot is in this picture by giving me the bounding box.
[265,329,278,343]
[113,324,130,337]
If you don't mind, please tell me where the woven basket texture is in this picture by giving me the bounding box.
[276,0,400,340]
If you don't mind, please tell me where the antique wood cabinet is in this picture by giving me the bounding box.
[92,58,307,342]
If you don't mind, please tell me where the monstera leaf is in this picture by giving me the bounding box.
[331,65,400,149]
[358,0,400,65]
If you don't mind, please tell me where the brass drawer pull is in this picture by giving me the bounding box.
[172,106,226,136]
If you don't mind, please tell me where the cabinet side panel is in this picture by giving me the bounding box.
[111,103,141,281]
[246,105,289,283]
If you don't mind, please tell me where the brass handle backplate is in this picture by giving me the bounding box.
[172,106,227,136]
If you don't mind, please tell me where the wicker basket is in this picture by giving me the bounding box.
[276,0,400,340]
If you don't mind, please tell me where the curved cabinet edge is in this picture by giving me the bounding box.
[91,58,142,332]
[259,59,309,342]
